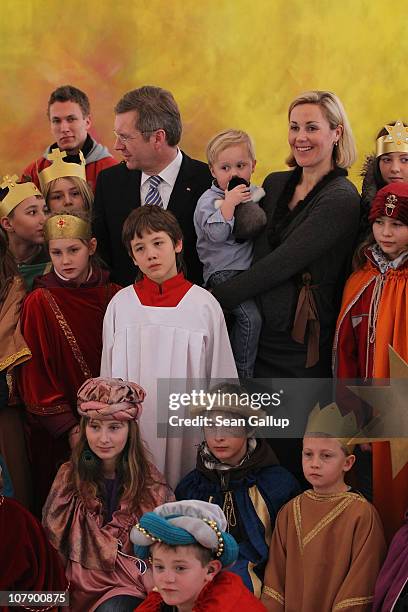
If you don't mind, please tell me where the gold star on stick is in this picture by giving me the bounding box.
[348,346,408,478]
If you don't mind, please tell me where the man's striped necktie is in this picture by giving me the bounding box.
[145,175,164,208]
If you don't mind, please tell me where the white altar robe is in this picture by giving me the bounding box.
[101,284,238,488]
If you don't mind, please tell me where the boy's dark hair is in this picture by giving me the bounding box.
[114,86,182,146]
[152,542,213,567]
[47,85,90,118]
[122,206,185,275]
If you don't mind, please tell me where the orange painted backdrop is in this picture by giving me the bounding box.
[1,0,408,187]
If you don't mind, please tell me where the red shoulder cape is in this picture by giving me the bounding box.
[137,571,266,611]
[0,497,67,608]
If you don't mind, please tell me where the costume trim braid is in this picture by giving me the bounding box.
[44,289,92,378]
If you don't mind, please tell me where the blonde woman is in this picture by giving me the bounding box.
[212,90,360,379]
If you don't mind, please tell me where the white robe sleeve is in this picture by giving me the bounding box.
[203,293,238,381]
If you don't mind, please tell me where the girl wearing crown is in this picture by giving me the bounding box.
[359,119,408,240]
[334,181,408,540]
[43,377,174,612]
[0,176,48,509]
[38,147,94,214]
[18,211,121,514]
[0,175,49,290]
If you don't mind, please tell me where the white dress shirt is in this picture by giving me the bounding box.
[140,149,183,209]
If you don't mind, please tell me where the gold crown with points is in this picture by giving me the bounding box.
[38,148,86,190]
[305,402,358,442]
[44,213,91,241]
[0,174,42,218]
[376,120,408,157]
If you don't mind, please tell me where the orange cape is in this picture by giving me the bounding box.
[335,262,408,540]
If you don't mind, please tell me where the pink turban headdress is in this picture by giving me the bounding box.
[77,377,146,421]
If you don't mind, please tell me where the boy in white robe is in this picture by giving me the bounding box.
[101,205,237,488]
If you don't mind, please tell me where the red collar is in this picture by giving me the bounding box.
[139,572,263,611]
[133,272,192,307]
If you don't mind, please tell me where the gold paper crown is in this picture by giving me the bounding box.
[0,175,42,218]
[38,148,86,190]
[376,120,408,157]
[44,213,91,241]
[305,402,358,442]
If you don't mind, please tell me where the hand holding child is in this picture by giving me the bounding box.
[221,183,251,221]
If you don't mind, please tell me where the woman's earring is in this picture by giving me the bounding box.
[80,448,98,468]
[83,449,94,461]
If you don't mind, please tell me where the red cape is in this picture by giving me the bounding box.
[137,571,266,611]
[18,275,121,514]
[0,496,67,612]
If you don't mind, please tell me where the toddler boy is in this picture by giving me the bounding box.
[194,130,266,379]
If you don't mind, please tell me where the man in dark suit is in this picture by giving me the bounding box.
[93,86,212,286]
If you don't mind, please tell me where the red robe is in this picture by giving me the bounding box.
[0,496,67,612]
[18,267,121,513]
[334,255,408,540]
[136,571,266,611]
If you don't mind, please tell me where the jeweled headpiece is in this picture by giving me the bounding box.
[130,500,239,567]
[44,213,91,241]
[38,148,86,191]
[369,183,408,225]
[376,120,408,157]
[0,174,42,218]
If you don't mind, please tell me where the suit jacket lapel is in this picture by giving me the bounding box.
[168,153,194,216]
[126,168,142,209]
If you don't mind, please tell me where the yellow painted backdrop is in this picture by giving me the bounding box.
[1,0,408,187]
